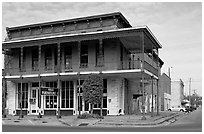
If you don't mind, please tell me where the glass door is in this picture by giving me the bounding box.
[30,88,38,115]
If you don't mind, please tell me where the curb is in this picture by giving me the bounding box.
[96,113,180,126]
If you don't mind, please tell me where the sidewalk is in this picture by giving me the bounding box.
[2,111,184,127]
[93,112,182,127]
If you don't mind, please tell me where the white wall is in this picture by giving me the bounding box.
[6,81,16,115]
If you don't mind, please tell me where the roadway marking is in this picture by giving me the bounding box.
[28,120,35,125]
[2,120,5,125]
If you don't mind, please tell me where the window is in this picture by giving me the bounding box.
[19,48,26,72]
[32,48,39,71]
[96,40,104,67]
[45,47,52,70]
[103,79,107,93]
[80,42,88,68]
[17,83,28,109]
[61,81,74,108]
[64,46,72,70]
[45,82,57,109]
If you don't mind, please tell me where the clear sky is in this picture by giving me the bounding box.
[2,2,202,96]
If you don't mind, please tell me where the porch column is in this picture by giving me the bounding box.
[151,76,154,117]
[141,33,146,120]
[20,47,23,72]
[38,45,42,118]
[57,43,61,118]
[151,43,154,117]
[19,76,23,118]
[157,49,160,116]
[19,47,24,118]
[78,41,81,67]
[2,61,7,118]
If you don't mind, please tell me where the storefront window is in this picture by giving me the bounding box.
[61,81,74,108]
[45,82,57,109]
[17,83,28,109]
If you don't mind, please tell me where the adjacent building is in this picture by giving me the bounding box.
[159,73,171,111]
[2,12,163,116]
[171,79,184,108]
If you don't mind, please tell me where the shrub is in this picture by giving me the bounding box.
[77,113,104,119]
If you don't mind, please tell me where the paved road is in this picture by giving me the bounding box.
[2,108,202,132]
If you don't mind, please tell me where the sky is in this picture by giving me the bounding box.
[1,2,202,96]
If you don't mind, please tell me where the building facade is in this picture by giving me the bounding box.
[171,79,184,108]
[159,73,171,111]
[2,12,163,116]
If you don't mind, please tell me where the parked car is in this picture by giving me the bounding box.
[185,106,197,112]
[168,106,186,112]
[185,106,194,112]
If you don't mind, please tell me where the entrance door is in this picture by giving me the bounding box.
[30,88,38,115]
[77,93,90,114]
[77,80,90,114]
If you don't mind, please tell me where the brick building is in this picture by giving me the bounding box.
[2,12,163,116]
[159,73,171,111]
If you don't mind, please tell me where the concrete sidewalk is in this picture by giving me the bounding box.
[93,112,182,127]
[2,111,184,127]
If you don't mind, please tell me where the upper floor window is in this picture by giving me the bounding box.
[19,48,26,72]
[45,47,52,71]
[32,48,39,71]
[80,42,88,68]
[96,40,104,67]
[64,45,72,70]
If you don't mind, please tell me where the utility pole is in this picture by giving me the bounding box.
[189,78,191,106]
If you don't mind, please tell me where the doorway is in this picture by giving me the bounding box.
[30,87,39,115]
[77,80,90,114]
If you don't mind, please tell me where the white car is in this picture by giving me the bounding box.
[168,106,186,112]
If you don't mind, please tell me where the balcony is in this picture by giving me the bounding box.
[120,53,159,76]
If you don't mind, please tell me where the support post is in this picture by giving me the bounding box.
[19,76,24,118]
[151,76,154,117]
[156,49,160,116]
[38,75,42,118]
[57,43,61,118]
[78,74,81,115]
[2,71,7,118]
[38,45,42,118]
[141,33,146,120]
[19,47,24,118]
[157,78,159,116]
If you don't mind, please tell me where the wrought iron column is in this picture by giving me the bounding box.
[141,33,146,120]
[2,68,7,118]
[38,45,42,118]
[151,76,154,117]
[19,76,23,118]
[57,43,61,118]
[156,49,159,116]
[19,47,24,118]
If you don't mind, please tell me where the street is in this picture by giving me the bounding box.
[2,107,202,132]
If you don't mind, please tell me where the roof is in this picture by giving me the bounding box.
[3,26,162,49]
[7,12,132,31]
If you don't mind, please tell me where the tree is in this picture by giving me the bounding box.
[82,74,103,115]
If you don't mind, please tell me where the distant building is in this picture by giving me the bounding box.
[2,12,163,116]
[171,79,184,107]
[159,73,171,111]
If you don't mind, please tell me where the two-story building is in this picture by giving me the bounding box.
[171,79,184,108]
[2,12,163,116]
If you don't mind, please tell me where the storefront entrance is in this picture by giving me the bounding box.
[77,80,90,114]
[30,87,39,115]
